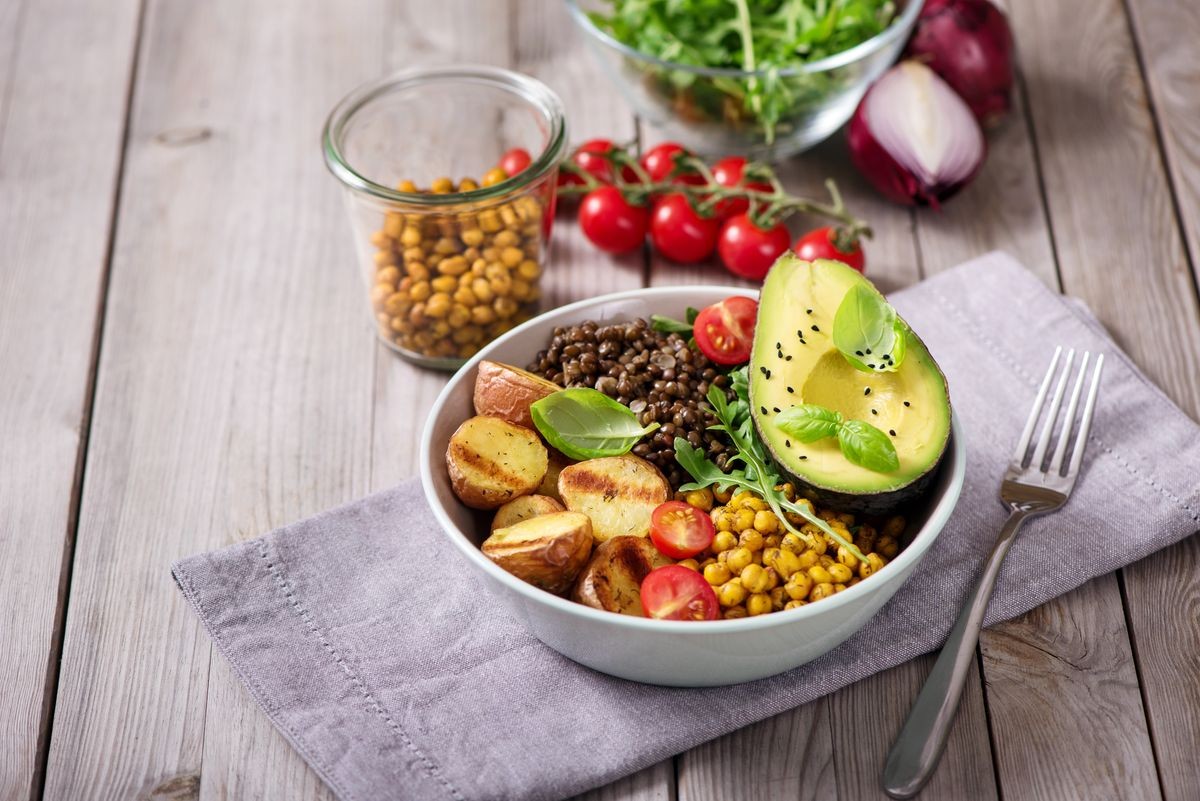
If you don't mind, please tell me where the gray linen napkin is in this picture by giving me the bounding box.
[173,252,1200,801]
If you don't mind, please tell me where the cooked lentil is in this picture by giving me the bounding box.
[527,318,734,488]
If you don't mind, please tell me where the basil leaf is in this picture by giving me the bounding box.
[837,419,899,473]
[832,284,907,373]
[530,388,659,460]
[686,306,701,325]
[650,314,692,335]
[774,404,843,443]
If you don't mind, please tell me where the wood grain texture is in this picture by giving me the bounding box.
[0,0,141,797]
[1100,3,1200,798]
[981,575,1160,800]
[572,762,675,801]
[41,0,380,798]
[678,700,836,801]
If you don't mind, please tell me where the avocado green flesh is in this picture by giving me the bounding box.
[750,256,951,502]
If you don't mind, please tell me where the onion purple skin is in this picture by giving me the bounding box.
[846,74,988,209]
[905,0,1015,127]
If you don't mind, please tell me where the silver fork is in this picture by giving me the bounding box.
[881,347,1105,799]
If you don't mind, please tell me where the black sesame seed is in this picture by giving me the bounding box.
[786,386,795,393]
[776,341,781,350]
[867,363,875,369]
[811,325,820,332]
[806,308,813,314]
[889,429,897,437]
[903,401,911,407]
[759,366,767,375]
[797,330,804,339]
[773,407,781,413]
[799,455,808,460]
[785,439,791,447]
[871,409,878,415]
[855,350,864,357]
[785,355,792,361]
[760,406,768,414]
[864,387,871,396]
[865,348,872,355]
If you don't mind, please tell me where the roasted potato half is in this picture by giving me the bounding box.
[572,535,672,615]
[490,494,565,532]
[473,360,561,430]
[446,415,548,510]
[558,455,669,542]
[482,511,593,595]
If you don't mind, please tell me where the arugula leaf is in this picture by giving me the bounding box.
[650,313,693,335]
[530,388,659,460]
[686,306,701,325]
[837,419,900,473]
[832,283,907,373]
[774,404,843,443]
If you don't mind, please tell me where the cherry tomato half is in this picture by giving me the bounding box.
[794,226,866,273]
[650,501,717,559]
[499,147,532,177]
[578,185,649,254]
[692,296,758,366]
[717,214,791,281]
[711,156,772,218]
[649,193,719,264]
[640,565,720,621]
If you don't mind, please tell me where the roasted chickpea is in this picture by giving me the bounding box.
[704,563,732,586]
[746,593,772,616]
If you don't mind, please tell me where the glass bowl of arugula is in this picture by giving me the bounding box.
[567,0,923,160]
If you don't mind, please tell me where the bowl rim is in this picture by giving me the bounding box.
[564,0,925,78]
[420,284,965,633]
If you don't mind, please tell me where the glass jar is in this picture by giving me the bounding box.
[323,66,567,370]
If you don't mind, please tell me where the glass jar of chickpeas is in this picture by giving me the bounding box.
[323,66,567,369]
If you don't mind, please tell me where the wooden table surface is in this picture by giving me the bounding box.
[3,0,1199,799]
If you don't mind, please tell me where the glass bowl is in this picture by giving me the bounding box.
[323,66,567,370]
[566,0,923,161]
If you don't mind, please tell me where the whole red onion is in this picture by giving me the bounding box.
[847,61,987,208]
[905,0,1015,126]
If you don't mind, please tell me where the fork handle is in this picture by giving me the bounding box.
[881,509,1029,799]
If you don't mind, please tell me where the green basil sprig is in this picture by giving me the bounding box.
[774,404,899,473]
[530,387,659,461]
[832,284,908,374]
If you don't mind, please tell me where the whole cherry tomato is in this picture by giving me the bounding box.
[578,186,648,253]
[558,138,638,187]
[793,226,866,273]
[692,296,758,366]
[711,156,772,218]
[717,214,791,280]
[499,147,532,177]
[641,142,687,182]
[649,193,719,264]
[640,565,720,621]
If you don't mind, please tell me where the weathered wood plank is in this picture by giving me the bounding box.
[40,0,381,797]
[1097,2,1200,798]
[982,576,1160,799]
[0,0,141,797]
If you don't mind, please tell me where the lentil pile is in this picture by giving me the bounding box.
[674,486,904,618]
[369,173,549,362]
[528,318,734,488]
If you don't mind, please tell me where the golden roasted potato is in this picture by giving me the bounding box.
[558,455,669,542]
[446,415,547,509]
[482,511,593,595]
[491,494,565,532]
[572,535,672,615]
[537,451,573,502]
[472,360,561,430]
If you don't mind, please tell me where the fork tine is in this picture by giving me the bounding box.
[1013,346,1062,463]
[1066,354,1105,479]
[1029,349,1075,469]
[1049,351,1090,475]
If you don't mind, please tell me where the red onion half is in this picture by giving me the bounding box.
[905,0,1015,126]
[848,61,986,208]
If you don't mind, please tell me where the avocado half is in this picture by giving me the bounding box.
[749,255,951,515]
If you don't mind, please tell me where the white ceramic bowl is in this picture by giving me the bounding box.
[420,286,965,687]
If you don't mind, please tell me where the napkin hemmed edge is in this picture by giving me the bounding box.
[171,557,356,801]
